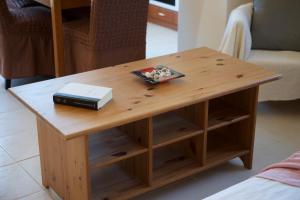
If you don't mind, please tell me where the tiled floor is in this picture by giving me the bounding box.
[1,23,300,200]
[146,23,178,58]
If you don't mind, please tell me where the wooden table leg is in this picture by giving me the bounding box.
[37,117,50,189]
[65,135,90,200]
[239,86,259,169]
[50,0,65,77]
[36,117,90,200]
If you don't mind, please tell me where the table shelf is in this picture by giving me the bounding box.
[153,112,204,149]
[153,139,201,184]
[206,119,250,165]
[207,144,249,165]
[91,164,148,200]
[89,128,148,170]
[153,156,200,185]
[208,99,250,131]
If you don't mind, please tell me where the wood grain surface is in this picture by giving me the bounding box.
[10,48,280,139]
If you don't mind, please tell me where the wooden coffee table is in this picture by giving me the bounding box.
[10,48,280,200]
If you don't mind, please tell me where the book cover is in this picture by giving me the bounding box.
[53,83,112,110]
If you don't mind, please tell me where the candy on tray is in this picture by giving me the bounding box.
[132,65,185,85]
[143,66,172,81]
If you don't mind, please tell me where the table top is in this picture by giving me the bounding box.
[10,48,280,140]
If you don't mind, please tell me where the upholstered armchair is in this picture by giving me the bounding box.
[63,0,149,74]
[7,0,18,9]
[0,1,54,89]
[220,3,300,101]
[7,0,39,9]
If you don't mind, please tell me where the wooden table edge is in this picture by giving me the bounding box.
[8,74,280,141]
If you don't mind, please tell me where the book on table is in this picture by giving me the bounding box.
[53,83,112,110]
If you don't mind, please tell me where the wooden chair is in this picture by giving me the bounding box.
[0,1,54,89]
[63,0,149,74]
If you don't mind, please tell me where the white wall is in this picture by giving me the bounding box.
[178,0,251,51]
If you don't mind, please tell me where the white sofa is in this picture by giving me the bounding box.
[219,3,300,101]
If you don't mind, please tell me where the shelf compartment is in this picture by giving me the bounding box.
[206,121,250,164]
[207,144,250,165]
[153,112,204,149]
[91,160,148,200]
[89,128,148,170]
[153,138,202,184]
[208,99,250,131]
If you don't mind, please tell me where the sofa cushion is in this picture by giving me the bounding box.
[251,0,300,51]
[248,50,300,101]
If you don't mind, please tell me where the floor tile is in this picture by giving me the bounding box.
[20,156,42,186]
[0,91,25,113]
[18,191,53,200]
[146,23,177,58]
[0,146,14,167]
[0,131,39,162]
[47,189,62,200]
[0,76,5,93]
[0,109,37,138]
[0,164,41,200]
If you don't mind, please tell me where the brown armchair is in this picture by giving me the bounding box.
[0,1,54,89]
[7,0,39,9]
[6,0,18,9]
[63,0,149,74]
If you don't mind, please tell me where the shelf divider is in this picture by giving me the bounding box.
[119,117,153,186]
[175,102,208,166]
